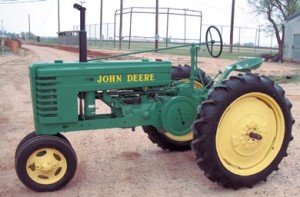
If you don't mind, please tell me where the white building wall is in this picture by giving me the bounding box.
[284,13,300,61]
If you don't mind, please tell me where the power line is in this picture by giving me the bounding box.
[193,0,229,14]
[0,0,46,4]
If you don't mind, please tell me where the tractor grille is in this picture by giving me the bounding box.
[36,77,58,118]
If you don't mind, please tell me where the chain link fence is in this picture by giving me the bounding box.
[73,23,115,48]
[202,25,278,56]
[70,6,278,57]
[73,22,278,57]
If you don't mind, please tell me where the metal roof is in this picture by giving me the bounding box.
[286,11,300,22]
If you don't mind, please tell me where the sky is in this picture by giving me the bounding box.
[0,0,276,47]
[0,0,264,37]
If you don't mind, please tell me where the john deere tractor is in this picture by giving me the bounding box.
[15,4,294,191]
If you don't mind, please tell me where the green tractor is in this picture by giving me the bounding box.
[15,4,294,191]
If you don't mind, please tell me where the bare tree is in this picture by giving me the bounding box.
[248,0,299,62]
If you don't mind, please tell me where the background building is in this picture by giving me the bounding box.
[284,12,300,62]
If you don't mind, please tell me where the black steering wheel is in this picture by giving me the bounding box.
[205,26,223,58]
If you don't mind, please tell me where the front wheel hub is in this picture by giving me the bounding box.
[26,148,67,185]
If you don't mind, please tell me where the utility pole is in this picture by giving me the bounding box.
[155,0,159,50]
[229,0,235,53]
[28,14,31,39]
[119,0,123,49]
[1,19,3,52]
[100,0,103,46]
[184,9,187,43]
[1,19,3,36]
[257,25,262,47]
[58,0,60,33]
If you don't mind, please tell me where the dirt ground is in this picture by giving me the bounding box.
[0,44,299,197]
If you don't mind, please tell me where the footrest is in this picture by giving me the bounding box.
[232,58,264,72]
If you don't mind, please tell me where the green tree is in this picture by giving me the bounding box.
[248,0,300,62]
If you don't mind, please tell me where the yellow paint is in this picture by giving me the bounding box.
[127,74,155,82]
[26,148,67,185]
[97,74,155,83]
[216,92,284,176]
[97,75,122,83]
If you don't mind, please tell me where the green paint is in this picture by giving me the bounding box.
[29,44,263,137]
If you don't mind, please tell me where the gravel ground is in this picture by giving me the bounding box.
[0,44,299,197]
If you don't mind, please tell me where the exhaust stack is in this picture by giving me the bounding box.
[73,3,87,62]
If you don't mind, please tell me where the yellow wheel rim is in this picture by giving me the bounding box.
[164,79,203,142]
[216,93,285,176]
[26,148,67,185]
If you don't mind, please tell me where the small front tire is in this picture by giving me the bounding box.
[15,135,77,192]
[15,132,71,156]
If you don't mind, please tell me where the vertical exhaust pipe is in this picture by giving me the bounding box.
[73,3,87,62]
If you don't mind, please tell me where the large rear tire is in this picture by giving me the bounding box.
[192,73,294,189]
[143,65,212,151]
